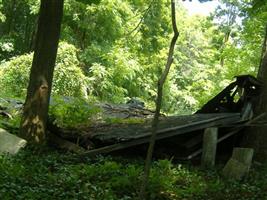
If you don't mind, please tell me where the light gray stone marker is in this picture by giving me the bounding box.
[0,128,27,155]
[222,148,254,180]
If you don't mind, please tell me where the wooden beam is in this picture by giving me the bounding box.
[201,127,218,169]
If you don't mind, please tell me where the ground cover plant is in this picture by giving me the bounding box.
[0,148,267,200]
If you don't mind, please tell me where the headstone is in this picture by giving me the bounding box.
[222,148,254,180]
[232,148,254,165]
[0,128,27,155]
[201,127,218,169]
[222,158,248,180]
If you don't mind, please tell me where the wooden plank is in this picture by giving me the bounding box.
[133,116,222,138]
[95,113,241,142]
[217,129,241,143]
[81,114,241,157]
[90,113,241,143]
[196,82,237,113]
[152,116,236,143]
[241,102,253,121]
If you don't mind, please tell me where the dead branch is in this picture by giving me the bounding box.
[139,1,179,199]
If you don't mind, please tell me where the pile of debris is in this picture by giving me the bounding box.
[0,75,263,161]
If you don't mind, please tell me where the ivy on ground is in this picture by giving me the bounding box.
[0,148,267,200]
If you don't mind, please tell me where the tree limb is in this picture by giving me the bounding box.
[139,1,179,199]
[126,0,155,36]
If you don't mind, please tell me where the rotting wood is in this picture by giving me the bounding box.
[241,102,253,121]
[80,113,241,157]
[90,113,241,144]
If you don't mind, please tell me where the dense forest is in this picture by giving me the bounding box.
[1,0,267,199]
[1,0,265,113]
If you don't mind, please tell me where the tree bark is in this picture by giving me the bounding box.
[19,0,64,144]
[243,24,267,160]
[6,0,16,35]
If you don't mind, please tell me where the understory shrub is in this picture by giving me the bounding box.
[0,42,88,98]
[48,96,102,128]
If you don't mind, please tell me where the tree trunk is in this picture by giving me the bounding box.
[19,0,64,144]
[243,24,267,160]
[5,0,16,35]
[29,17,39,51]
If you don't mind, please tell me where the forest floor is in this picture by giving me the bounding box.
[0,146,267,200]
[1,97,267,199]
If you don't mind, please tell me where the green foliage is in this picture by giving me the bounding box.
[0,0,225,113]
[1,0,267,115]
[211,0,266,82]
[0,42,88,98]
[0,98,22,134]
[0,0,39,57]
[0,0,5,23]
[48,96,101,128]
[104,117,145,124]
[52,42,89,97]
[1,150,267,199]
[0,54,31,97]
[0,36,15,61]
[85,46,145,103]
[63,0,134,48]
[162,13,221,113]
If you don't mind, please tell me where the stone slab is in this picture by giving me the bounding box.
[222,148,254,180]
[222,158,249,180]
[0,128,27,155]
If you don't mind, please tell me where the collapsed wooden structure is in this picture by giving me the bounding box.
[48,75,262,159]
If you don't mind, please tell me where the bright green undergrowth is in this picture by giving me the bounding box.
[0,42,88,99]
[48,96,102,128]
[0,95,147,132]
[0,148,267,200]
[104,117,146,125]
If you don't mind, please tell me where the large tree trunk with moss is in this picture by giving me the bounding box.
[19,0,64,144]
[243,24,267,160]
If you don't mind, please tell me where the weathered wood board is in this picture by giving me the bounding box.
[89,113,241,144]
[81,113,242,156]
